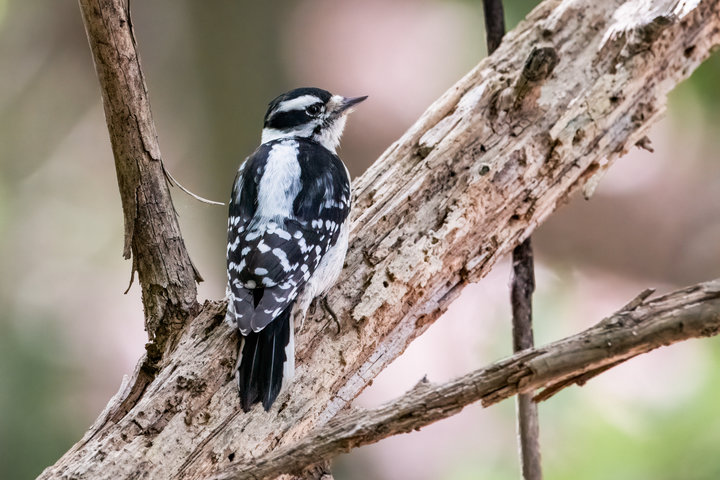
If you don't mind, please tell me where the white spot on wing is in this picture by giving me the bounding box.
[272,228,291,240]
[272,248,292,271]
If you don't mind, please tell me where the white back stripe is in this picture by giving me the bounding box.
[255,140,302,220]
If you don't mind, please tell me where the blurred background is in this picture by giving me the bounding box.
[1,0,719,478]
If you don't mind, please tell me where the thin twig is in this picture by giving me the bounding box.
[483,0,543,477]
[483,0,506,54]
[511,238,542,480]
[162,163,225,206]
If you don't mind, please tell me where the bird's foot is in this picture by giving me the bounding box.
[315,295,340,334]
[294,309,306,332]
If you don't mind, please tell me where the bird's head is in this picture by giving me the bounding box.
[261,87,367,152]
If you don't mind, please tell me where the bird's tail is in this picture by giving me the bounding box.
[236,304,294,412]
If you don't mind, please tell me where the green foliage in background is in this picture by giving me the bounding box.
[0,321,85,479]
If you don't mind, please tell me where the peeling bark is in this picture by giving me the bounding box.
[40,0,720,478]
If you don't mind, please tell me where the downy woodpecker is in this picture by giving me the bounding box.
[225,87,366,412]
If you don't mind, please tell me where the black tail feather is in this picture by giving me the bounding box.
[237,306,292,412]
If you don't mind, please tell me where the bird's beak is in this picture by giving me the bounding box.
[339,95,368,113]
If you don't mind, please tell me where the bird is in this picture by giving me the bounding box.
[225,87,366,412]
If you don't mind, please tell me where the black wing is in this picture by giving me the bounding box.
[226,139,350,334]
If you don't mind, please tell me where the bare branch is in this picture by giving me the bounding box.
[483,2,543,478]
[482,0,506,54]
[216,279,720,480]
[510,238,542,480]
[78,0,200,364]
[40,0,720,478]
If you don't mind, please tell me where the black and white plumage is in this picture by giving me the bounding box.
[225,87,366,412]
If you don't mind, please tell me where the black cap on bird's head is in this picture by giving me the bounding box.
[262,87,367,151]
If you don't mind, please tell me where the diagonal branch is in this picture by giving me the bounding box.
[78,0,200,366]
[217,279,720,480]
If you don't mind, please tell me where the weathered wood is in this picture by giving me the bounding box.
[216,278,720,480]
[40,0,720,478]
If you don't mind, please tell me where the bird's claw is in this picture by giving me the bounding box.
[317,296,340,334]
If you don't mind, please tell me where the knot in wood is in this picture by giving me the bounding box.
[636,14,673,45]
[521,46,559,83]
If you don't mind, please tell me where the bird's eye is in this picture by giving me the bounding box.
[306,104,322,116]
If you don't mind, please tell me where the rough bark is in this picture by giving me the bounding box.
[78,0,201,368]
[215,278,720,480]
[41,0,720,478]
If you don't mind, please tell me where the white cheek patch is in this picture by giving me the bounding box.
[314,115,347,153]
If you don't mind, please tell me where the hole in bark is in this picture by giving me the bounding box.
[573,128,585,145]
[383,281,389,288]
[684,45,696,57]
[228,452,235,461]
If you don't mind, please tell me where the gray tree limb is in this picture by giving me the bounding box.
[40,0,720,478]
[78,0,201,368]
[510,238,542,480]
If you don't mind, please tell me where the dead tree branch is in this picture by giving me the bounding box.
[510,238,542,480]
[483,0,506,54]
[40,0,720,478]
[483,0,544,477]
[215,279,720,480]
[78,0,200,367]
